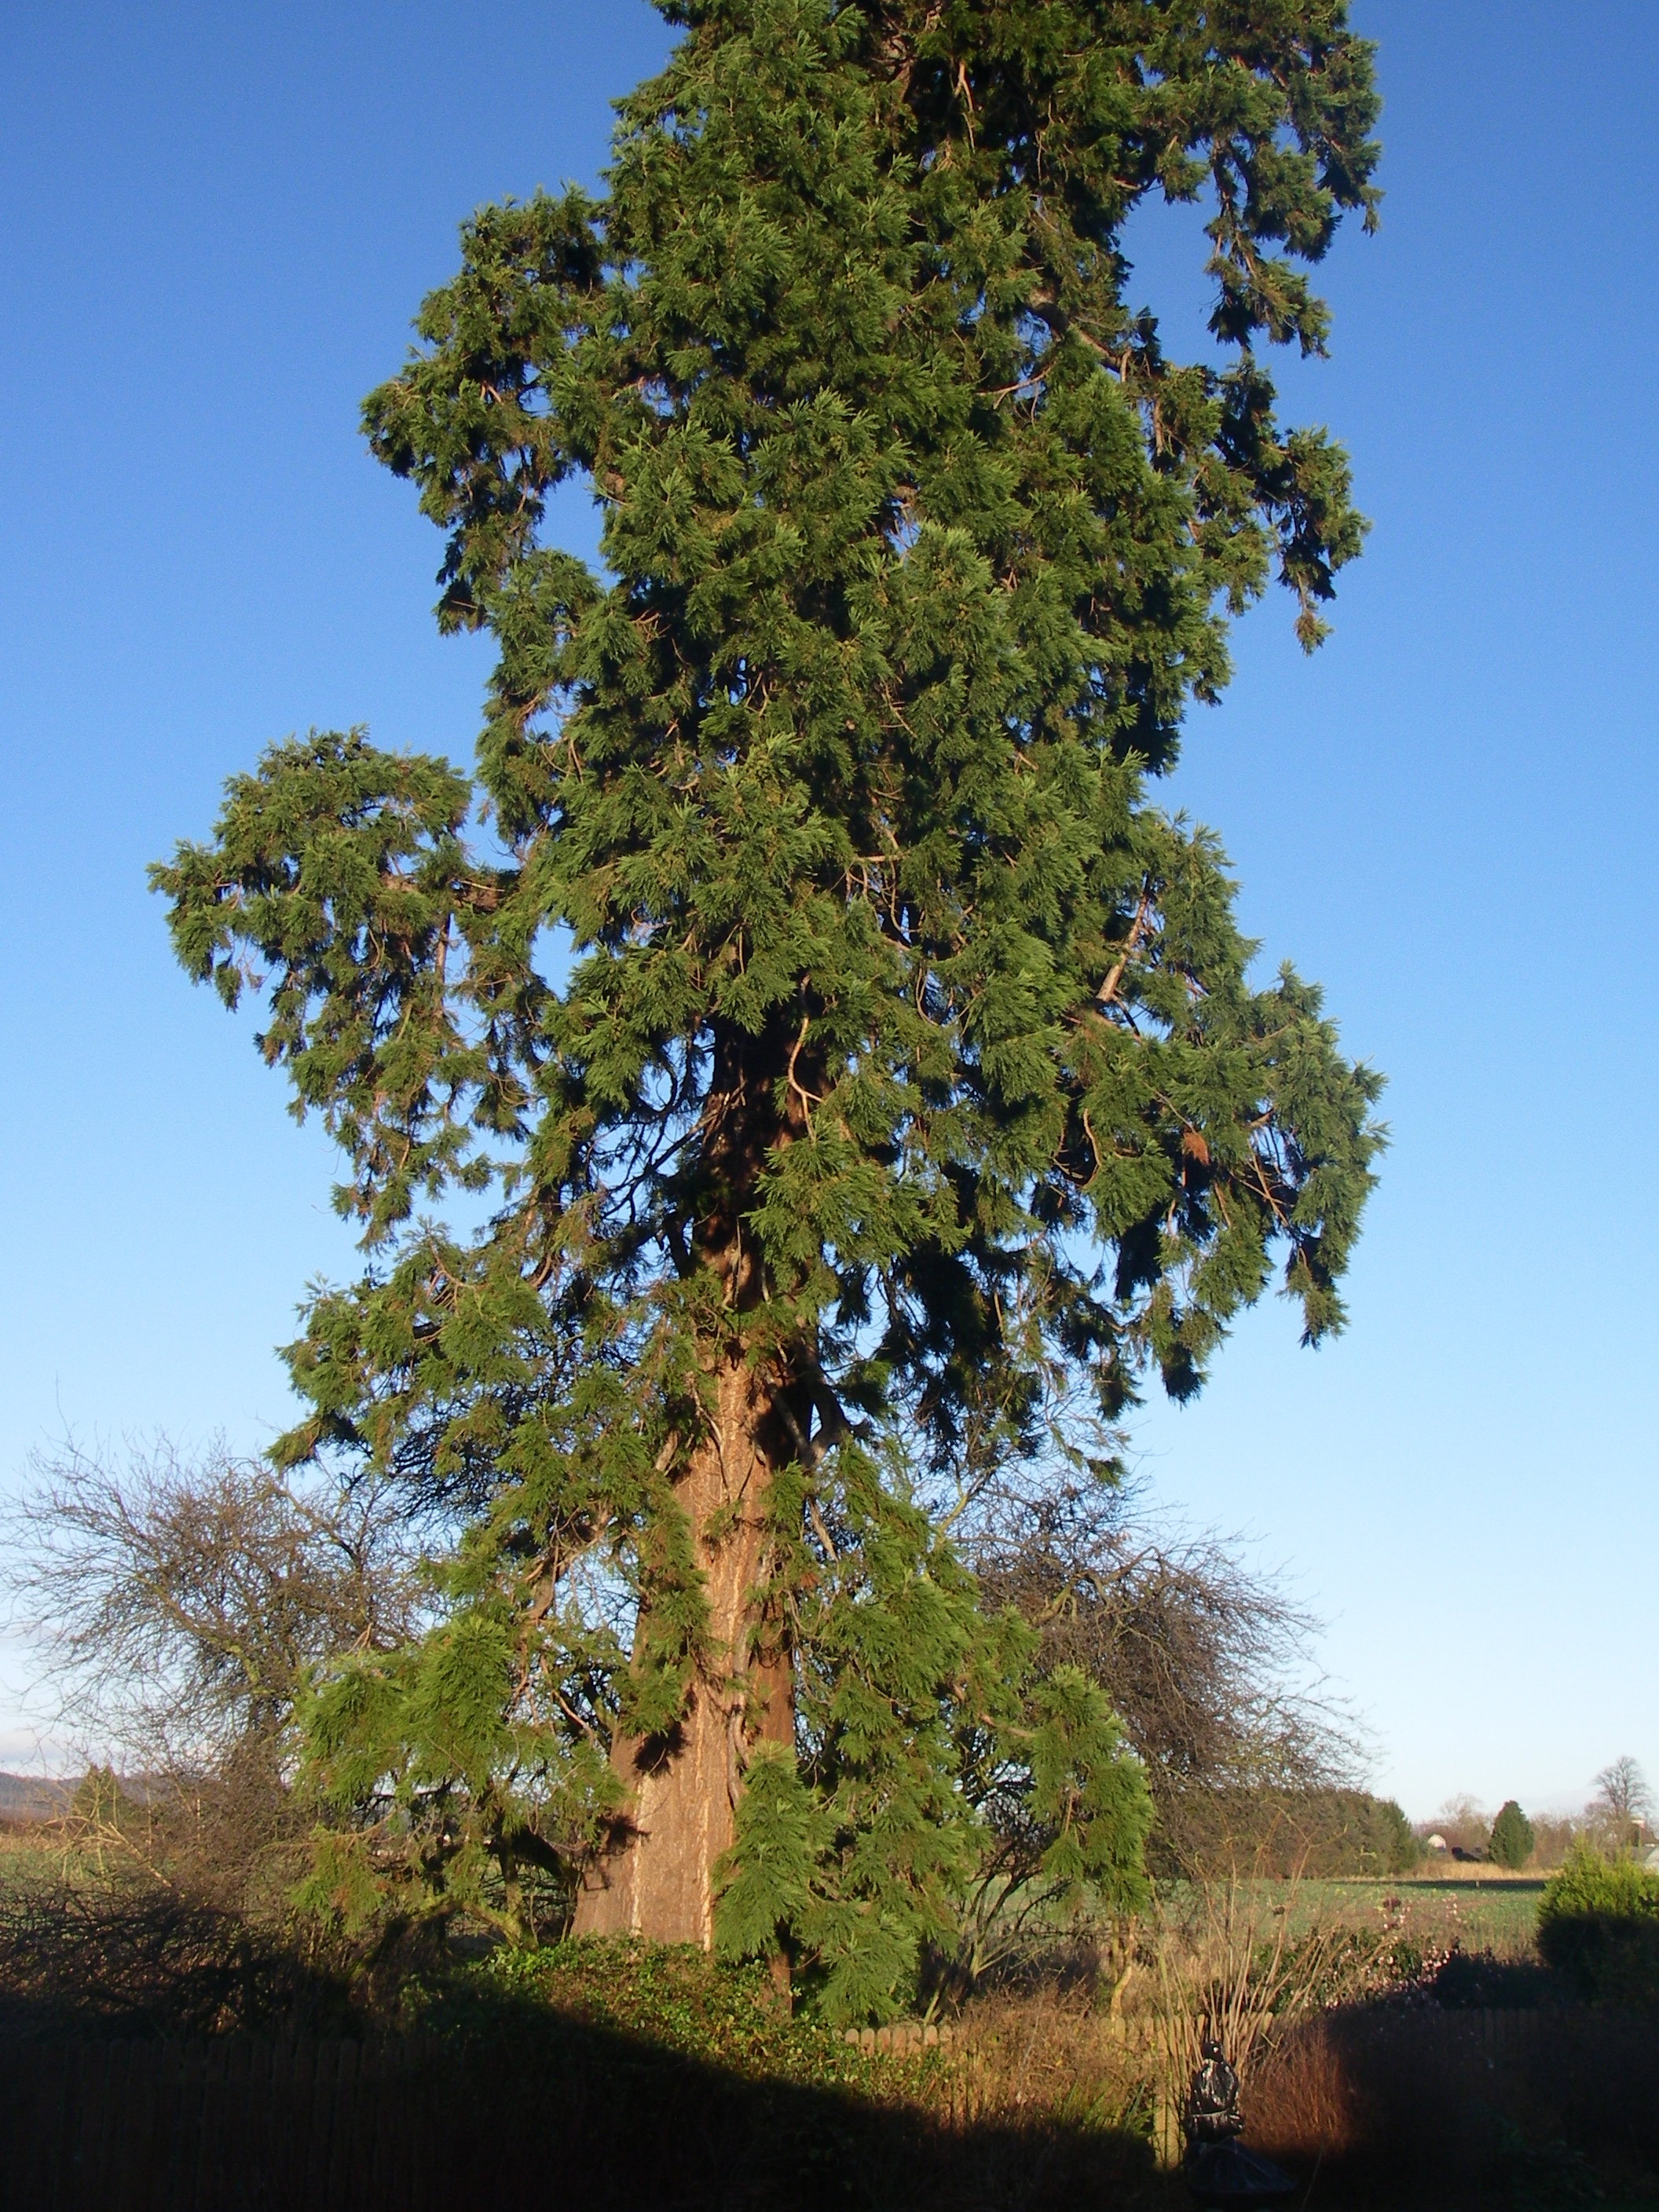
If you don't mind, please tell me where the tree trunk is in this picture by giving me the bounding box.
[574,1014,808,1946]
[572,1357,793,1946]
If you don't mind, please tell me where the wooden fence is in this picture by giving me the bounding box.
[0,2036,435,2212]
[0,2011,1549,2210]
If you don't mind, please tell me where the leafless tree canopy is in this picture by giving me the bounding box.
[1594,1757,1652,1826]
[2,1439,416,1776]
[966,1478,1361,1874]
[1425,1796,1492,1860]
[0,1443,424,2027]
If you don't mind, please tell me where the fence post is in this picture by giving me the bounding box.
[1153,2082,1182,2170]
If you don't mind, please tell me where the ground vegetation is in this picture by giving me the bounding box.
[1537,1846,1659,2005]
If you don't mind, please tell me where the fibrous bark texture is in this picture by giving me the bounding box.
[574,1361,793,1945]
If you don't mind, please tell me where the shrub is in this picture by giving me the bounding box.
[1537,1846,1659,2001]
[1489,1800,1534,1870]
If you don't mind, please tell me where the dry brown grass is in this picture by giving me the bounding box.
[1243,2013,1368,2165]
[1405,1860,1542,1884]
[1147,1873,1379,2108]
[928,1985,1151,2137]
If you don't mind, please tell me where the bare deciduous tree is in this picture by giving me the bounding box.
[4,1437,416,1771]
[2,1440,418,1909]
[968,1479,1360,1875]
[1428,1796,1492,1861]
[1591,1756,1653,1841]
[0,1441,423,2027]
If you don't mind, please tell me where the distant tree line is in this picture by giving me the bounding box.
[1418,1763,1652,1872]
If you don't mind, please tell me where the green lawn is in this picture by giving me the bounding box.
[0,1829,68,1895]
[1273,1873,1543,1956]
[1148,1872,1545,1964]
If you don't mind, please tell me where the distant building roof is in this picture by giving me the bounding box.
[1425,1833,1448,1850]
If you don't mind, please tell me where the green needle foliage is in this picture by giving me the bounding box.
[1488,1800,1535,1871]
[152,0,1384,2018]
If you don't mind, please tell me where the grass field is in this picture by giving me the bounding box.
[0,1821,75,1894]
[1287,1873,1543,1957]
[1154,1870,1546,1962]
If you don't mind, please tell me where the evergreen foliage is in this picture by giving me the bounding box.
[1365,1794,1422,1877]
[152,0,1382,2016]
[1488,1799,1534,1872]
[1538,1847,1659,2004]
[1266,1789,1418,1877]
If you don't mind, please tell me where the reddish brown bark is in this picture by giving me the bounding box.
[573,1359,793,1944]
[574,1016,806,1946]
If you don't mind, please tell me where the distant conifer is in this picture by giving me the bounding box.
[1489,1800,1535,1870]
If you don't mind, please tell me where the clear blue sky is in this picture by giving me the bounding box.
[2,1,1654,1818]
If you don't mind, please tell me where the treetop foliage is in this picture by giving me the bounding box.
[151,0,1383,2016]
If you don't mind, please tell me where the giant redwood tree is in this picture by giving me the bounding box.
[153,0,1384,2018]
